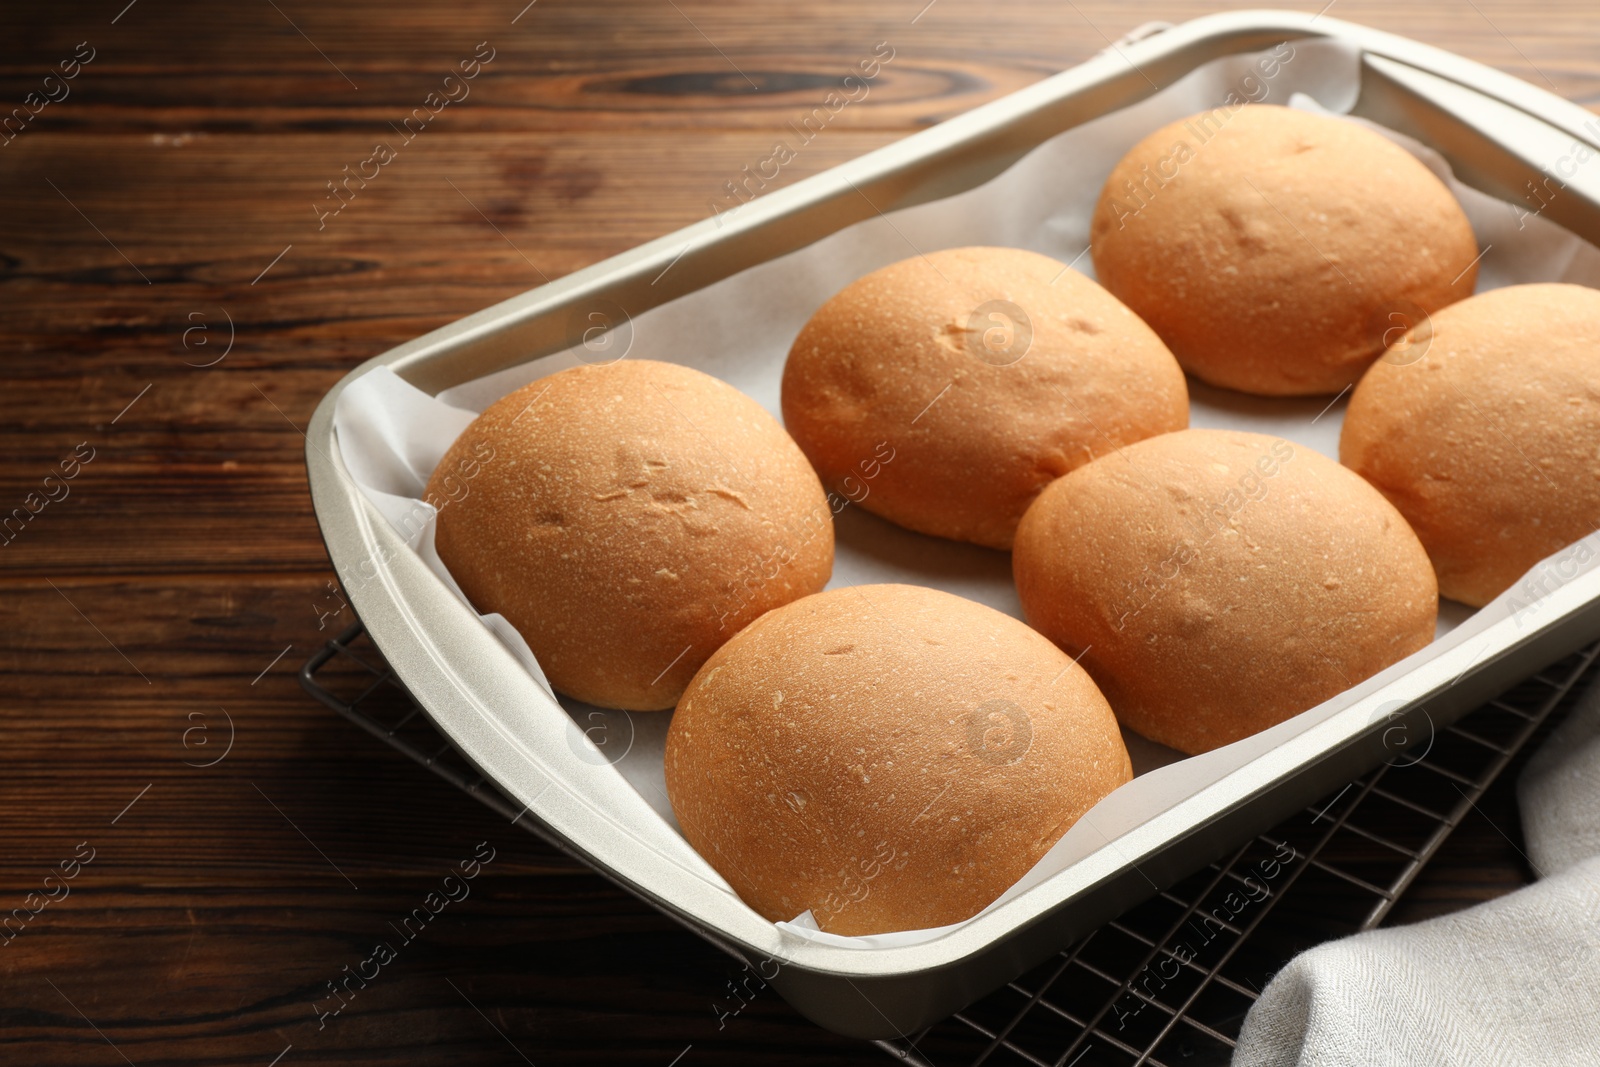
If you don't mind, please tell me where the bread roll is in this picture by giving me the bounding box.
[1091,104,1478,396]
[664,584,1130,935]
[428,360,833,711]
[1013,429,1437,754]
[1341,283,1600,606]
[781,246,1188,550]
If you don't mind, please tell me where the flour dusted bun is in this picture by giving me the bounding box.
[1091,104,1478,396]
[1013,429,1437,754]
[664,584,1130,935]
[428,360,833,711]
[781,246,1188,550]
[1342,283,1600,607]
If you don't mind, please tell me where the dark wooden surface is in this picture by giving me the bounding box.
[1,2,1594,1064]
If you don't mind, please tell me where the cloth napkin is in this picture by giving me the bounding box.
[1233,674,1600,1066]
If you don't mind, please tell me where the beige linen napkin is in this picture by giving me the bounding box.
[1233,674,1600,1066]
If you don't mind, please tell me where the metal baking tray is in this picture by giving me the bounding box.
[304,9,1600,1040]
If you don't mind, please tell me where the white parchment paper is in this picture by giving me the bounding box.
[332,38,1600,949]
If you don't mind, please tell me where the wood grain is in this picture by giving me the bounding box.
[0,1,1592,1063]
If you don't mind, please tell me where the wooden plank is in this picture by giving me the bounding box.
[2,130,893,365]
[1,1,1595,123]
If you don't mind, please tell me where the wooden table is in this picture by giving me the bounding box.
[2,2,1593,1063]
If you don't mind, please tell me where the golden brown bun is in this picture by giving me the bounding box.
[781,246,1188,550]
[428,360,833,711]
[664,583,1130,935]
[1091,105,1479,396]
[1341,283,1600,607]
[1013,429,1437,754]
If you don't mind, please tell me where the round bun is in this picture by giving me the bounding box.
[781,246,1188,550]
[1091,104,1478,396]
[664,583,1130,935]
[1013,429,1437,754]
[1341,283,1600,607]
[428,359,833,711]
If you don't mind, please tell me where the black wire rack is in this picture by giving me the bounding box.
[300,622,1600,1067]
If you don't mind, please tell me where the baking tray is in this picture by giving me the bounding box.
[303,9,1600,1039]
